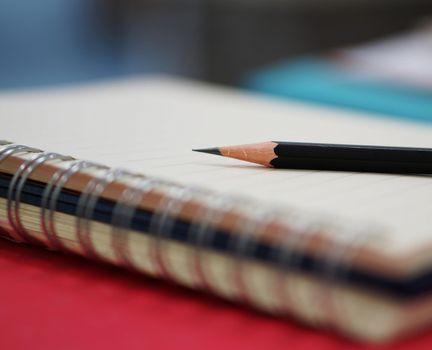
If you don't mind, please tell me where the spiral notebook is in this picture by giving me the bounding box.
[1,77,432,343]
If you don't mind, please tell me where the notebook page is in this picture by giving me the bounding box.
[1,76,432,259]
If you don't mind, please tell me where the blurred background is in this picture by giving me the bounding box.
[1,0,432,121]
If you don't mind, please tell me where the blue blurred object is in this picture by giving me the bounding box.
[0,0,122,89]
[243,57,432,124]
[0,1,205,90]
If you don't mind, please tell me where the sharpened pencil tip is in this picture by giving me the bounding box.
[192,147,222,156]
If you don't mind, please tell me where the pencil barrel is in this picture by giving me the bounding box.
[270,156,432,173]
[274,142,432,163]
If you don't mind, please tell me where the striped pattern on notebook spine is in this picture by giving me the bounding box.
[0,141,410,342]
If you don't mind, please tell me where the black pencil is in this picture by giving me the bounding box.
[193,141,432,173]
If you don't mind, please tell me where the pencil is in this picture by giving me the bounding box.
[193,141,432,173]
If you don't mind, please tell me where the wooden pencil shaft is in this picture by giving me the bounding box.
[270,157,432,173]
[194,142,432,171]
[274,142,432,163]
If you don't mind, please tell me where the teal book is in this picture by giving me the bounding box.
[243,58,432,124]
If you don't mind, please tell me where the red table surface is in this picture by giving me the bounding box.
[0,238,431,350]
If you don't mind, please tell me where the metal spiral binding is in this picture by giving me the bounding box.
[272,212,324,319]
[111,175,161,269]
[313,222,374,331]
[40,160,108,250]
[184,195,236,291]
[0,143,42,241]
[7,152,74,243]
[147,184,200,280]
[249,211,288,314]
[76,167,132,260]
[192,196,249,297]
[0,143,41,164]
[229,205,278,305]
[271,212,375,328]
[186,197,279,303]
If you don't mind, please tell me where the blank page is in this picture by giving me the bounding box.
[1,76,432,259]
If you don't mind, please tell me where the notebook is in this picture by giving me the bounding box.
[1,77,432,342]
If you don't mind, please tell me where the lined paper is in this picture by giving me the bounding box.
[1,76,432,257]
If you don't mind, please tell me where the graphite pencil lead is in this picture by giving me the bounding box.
[192,147,222,156]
